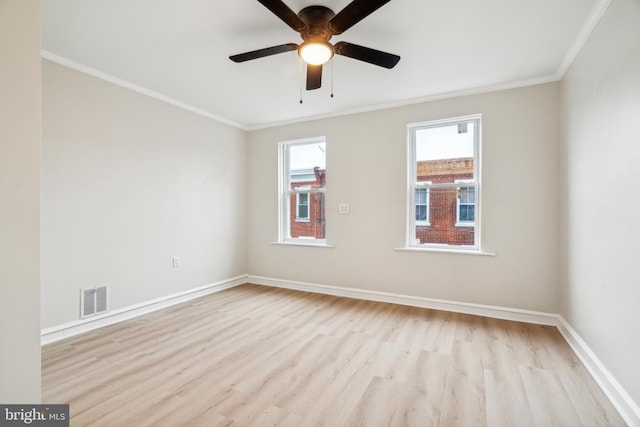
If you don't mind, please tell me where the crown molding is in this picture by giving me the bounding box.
[556,0,613,79]
[41,50,246,130]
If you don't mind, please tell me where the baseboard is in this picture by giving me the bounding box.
[248,275,639,425]
[557,317,640,427]
[247,275,560,326]
[41,273,638,425]
[41,275,248,345]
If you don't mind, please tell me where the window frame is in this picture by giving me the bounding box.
[278,136,327,244]
[406,114,482,251]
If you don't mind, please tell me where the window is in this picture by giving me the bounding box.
[296,191,310,221]
[279,137,326,243]
[455,180,475,226]
[407,115,481,250]
[415,184,430,225]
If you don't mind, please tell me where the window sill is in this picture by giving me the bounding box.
[271,241,335,248]
[395,247,495,256]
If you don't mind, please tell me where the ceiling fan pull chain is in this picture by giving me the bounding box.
[299,59,304,104]
[330,59,334,98]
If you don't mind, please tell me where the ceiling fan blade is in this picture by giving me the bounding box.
[306,64,322,90]
[257,0,306,32]
[229,43,298,63]
[334,41,400,69]
[328,0,391,35]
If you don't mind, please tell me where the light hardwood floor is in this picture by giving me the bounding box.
[42,284,626,426]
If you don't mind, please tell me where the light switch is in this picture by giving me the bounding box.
[339,203,350,215]
[172,256,181,268]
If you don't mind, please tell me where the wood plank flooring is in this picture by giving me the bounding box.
[42,284,626,426]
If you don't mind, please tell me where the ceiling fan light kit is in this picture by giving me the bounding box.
[298,41,334,66]
[230,0,400,92]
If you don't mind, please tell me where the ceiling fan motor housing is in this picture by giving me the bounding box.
[298,6,335,42]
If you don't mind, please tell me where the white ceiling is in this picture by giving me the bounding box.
[41,0,605,129]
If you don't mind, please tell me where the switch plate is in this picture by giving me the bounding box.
[172,256,181,268]
[339,203,350,215]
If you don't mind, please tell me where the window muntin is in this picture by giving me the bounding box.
[279,138,326,243]
[407,115,480,250]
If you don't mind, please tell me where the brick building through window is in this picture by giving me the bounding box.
[415,157,474,245]
[289,167,326,239]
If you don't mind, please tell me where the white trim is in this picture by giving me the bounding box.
[555,0,613,79]
[248,75,558,131]
[269,241,334,248]
[247,275,558,326]
[41,275,247,345]
[247,275,637,424]
[278,140,286,242]
[42,0,610,134]
[41,51,245,130]
[249,0,612,133]
[37,272,640,423]
[395,247,495,256]
[407,114,484,130]
[557,317,640,427]
[40,272,639,422]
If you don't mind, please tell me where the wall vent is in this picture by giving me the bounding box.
[80,285,109,318]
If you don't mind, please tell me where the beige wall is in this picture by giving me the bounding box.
[247,83,562,312]
[41,60,247,328]
[31,0,640,414]
[561,0,640,406]
[0,0,42,402]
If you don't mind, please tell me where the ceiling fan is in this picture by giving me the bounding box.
[229,0,400,90]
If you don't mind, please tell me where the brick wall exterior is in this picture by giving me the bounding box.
[415,158,474,246]
[289,167,325,239]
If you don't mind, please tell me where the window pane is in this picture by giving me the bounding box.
[289,142,326,172]
[459,205,475,222]
[415,187,474,245]
[415,123,474,166]
[465,187,475,203]
[290,192,325,239]
[415,188,428,222]
[297,192,310,219]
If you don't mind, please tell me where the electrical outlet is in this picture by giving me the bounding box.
[339,203,350,214]
[172,256,181,268]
